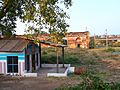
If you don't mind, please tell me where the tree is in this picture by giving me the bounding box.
[0,0,24,36]
[89,37,95,49]
[0,0,72,37]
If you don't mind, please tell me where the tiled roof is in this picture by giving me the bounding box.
[0,38,29,52]
[40,41,67,47]
[67,31,89,36]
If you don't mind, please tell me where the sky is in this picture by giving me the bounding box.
[15,0,120,36]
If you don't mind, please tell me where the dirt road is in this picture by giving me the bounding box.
[0,76,80,90]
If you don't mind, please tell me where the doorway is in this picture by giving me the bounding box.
[32,54,35,71]
[77,44,80,48]
[26,55,30,72]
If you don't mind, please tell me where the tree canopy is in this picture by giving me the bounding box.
[0,0,72,40]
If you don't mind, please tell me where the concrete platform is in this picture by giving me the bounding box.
[35,64,74,77]
[36,67,66,77]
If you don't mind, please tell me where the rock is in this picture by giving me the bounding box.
[74,67,86,75]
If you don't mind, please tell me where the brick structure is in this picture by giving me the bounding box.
[17,31,90,49]
[37,34,51,47]
[94,35,120,47]
[65,31,90,48]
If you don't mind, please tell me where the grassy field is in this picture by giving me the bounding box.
[42,48,120,81]
[41,47,120,82]
[42,47,120,89]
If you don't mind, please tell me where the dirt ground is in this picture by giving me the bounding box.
[88,49,120,82]
[0,76,80,90]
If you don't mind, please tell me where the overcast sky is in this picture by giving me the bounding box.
[16,0,120,36]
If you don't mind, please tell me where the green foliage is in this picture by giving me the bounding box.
[104,47,116,52]
[40,31,48,35]
[41,48,80,64]
[0,0,72,37]
[56,71,120,90]
[64,54,80,64]
[89,37,95,49]
[0,0,23,36]
[41,52,79,64]
[41,48,57,64]
[95,40,106,48]
[41,48,102,66]
[42,50,48,55]
[41,54,57,64]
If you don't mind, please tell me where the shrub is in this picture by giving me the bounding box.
[41,53,80,64]
[41,54,57,64]
[56,71,120,90]
[74,67,86,75]
[104,47,116,52]
[42,50,48,55]
[64,54,80,64]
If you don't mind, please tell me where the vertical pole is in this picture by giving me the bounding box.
[106,29,108,49]
[56,50,59,73]
[94,33,96,48]
[25,47,27,71]
[30,55,32,72]
[12,57,14,75]
[86,26,87,31]
[62,47,65,68]
[39,41,42,68]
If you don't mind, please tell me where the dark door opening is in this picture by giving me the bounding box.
[36,53,38,66]
[77,44,80,48]
[26,55,30,71]
[32,54,35,71]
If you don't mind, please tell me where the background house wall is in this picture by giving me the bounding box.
[66,31,90,48]
[37,31,90,49]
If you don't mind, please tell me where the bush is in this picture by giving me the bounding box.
[74,67,86,75]
[56,71,120,90]
[104,47,116,52]
[42,50,48,55]
[41,53,80,64]
[41,54,57,64]
[64,54,80,64]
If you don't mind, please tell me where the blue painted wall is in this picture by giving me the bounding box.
[0,52,25,61]
[0,43,39,61]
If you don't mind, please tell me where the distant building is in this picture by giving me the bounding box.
[17,31,90,49]
[94,35,120,47]
[65,31,90,48]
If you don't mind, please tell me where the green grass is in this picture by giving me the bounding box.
[103,47,120,52]
[41,48,101,66]
[55,71,120,90]
[41,47,120,90]
[103,47,116,52]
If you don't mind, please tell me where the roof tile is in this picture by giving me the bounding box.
[0,39,29,52]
